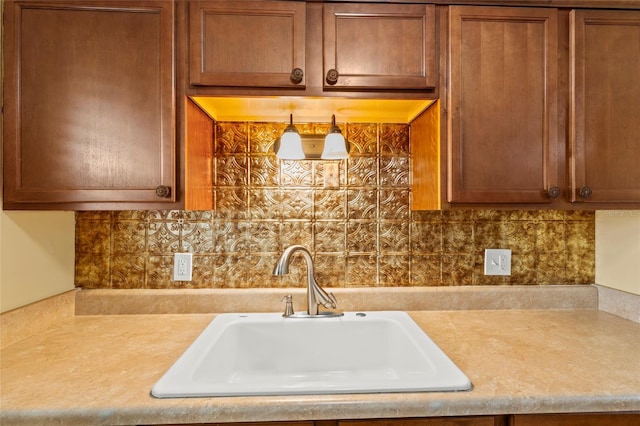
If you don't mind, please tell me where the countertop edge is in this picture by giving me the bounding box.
[1,394,639,425]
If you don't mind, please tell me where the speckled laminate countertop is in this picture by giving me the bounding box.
[1,303,639,425]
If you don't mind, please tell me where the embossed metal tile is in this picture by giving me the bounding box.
[346,123,378,155]
[379,255,411,286]
[216,156,248,187]
[348,157,378,187]
[216,122,248,154]
[314,190,346,220]
[379,124,410,156]
[249,122,283,154]
[347,221,377,253]
[249,156,279,187]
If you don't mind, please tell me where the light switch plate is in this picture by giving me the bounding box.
[484,249,511,276]
[323,162,340,189]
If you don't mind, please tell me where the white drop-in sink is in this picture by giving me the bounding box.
[152,311,472,398]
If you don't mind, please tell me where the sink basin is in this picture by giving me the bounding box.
[152,311,471,398]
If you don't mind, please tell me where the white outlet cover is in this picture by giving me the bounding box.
[484,249,512,276]
[173,253,193,281]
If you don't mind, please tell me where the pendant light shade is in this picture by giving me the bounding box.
[321,115,349,160]
[275,114,304,160]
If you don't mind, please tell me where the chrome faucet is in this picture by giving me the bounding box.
[273,245,341,317]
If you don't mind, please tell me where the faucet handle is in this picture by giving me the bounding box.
[281,295,295,317]
[321,291,338,309]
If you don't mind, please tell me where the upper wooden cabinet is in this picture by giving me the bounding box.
[569,9,640,203]
[3,0,177,209]
[323,3,436,90]
[188,1,437,92]
[189,0,306,88]
[447,6,559,204]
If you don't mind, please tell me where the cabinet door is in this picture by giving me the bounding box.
[512,413,640,426]
[339,417,497,426]
[569,10,640,203]
[448,6,559,203]
[164,422,314,426]
[323,3,436,90]
[3,0,175,207]
[189,0,306,88]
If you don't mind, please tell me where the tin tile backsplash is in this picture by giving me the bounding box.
[75,122,595,289]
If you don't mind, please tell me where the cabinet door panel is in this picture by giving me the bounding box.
[448,6,558,203]
[339,417,496,426]
[323,3,436,90]
[512,413,640,426]
[3,0,175,206]
[165,422,313,426]
[189,0,306,88]
[570,10,640,203]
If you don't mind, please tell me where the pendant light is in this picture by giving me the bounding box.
[275,114,304,160]
[321,114,349,160]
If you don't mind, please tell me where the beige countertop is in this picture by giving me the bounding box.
[1,296,640,425]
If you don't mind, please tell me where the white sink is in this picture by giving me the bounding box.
[152,311,471,398]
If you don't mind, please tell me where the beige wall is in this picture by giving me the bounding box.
[0,210,76,313]
[596,211,640,295]
[0,2,76,313]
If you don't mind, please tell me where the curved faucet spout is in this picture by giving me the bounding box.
[273,245,338,316]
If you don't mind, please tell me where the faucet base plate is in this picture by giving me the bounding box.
[287,311,344,319]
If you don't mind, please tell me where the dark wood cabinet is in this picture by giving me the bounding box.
[5,1,639,211]
[323,3,436,90]
[163,422,314,426]
[188,1,436,92]
[153,418,504,426]
[188,0,306,89]
[338,417,501,426]
[3,0,177,209]
[148,413,640,426]
[569,9,640,203]
[511,413,640,426]
[447,6,559,204]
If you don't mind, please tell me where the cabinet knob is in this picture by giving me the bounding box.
[547,186,561,198]
[155,185,171,198]
[579,186,592,199]
[290,68,304,84]
[325,69,339,85]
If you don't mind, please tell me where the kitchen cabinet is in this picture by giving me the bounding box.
[188,0,436,92]
[153,418,503,426]
[188,0,307,88]
[569,9,640,203]
[337,417,503,425]
[511,413,640,425]
[447,6,559,204]
[165,423,314,426]
[323,3,436,90]
[150,413,640,426]
[2,0,178,209]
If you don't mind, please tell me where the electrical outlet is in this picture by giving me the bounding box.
[173,253,193,281]
[484,249,512,276]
